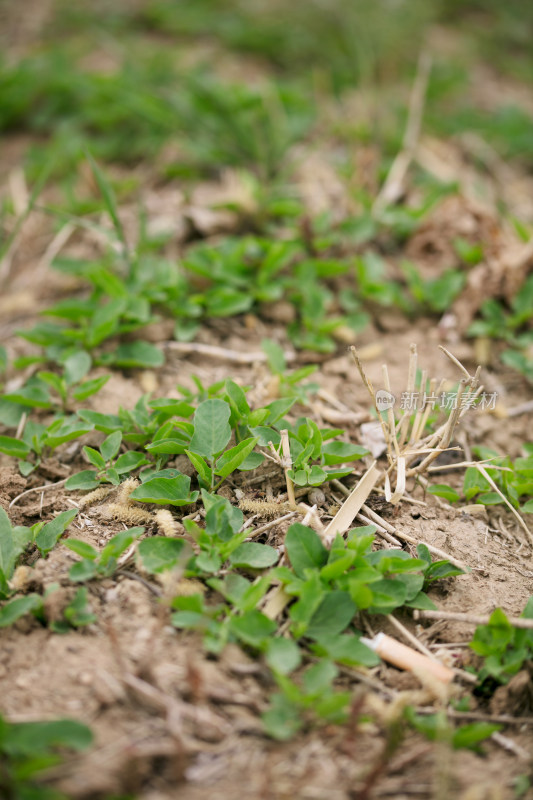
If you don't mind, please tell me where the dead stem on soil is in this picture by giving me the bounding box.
[9,476,69,508]
[165,340,296,364]
[414,608,533,629]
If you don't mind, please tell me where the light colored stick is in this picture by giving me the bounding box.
[373,51,432,214]
[323,461,381,542]
[9,477,69,508]
[397,343,417,448]
[413,609,533,630]
[280,429,297,510]
[164,341,296,364]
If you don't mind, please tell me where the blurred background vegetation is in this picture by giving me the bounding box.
[0,0,532,182]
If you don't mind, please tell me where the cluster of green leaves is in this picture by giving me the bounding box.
[160,511,465,737]
[0,44,314,181]
[0,507,77,599]
[469,596,533,686]
[427,445,533,513]
[64,527,145,582]
[405,708,501,754]
[462,446,533,512]
[468,274,533,384]
[0,714,92,800]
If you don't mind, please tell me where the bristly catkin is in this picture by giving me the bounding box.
[239,498,293,518]
[154,508,178,537]
[102,503,153,525]
[117,477,140,506]
[78,486,112,509]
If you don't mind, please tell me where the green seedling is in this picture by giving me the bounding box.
[66,430,149,491]
[469,597,533,686]
[49,586,97,633]
[405,708,500,753]
[261,339,319,404]
[285,417,368,487]
[468,275,533,384]
[262,660,353,740]
[0,507,78,599]
[183,493,275,575]
[0,713,92,800]
[462,445,533,512]
[64,527,144,582]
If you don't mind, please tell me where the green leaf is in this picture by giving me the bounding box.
[189,398,232,458]
[0,594,42,627]
[69,560,98,582]
[114,451,149,474]
[72,374,110,401]
[285,523,328,578]
[77,409,121,433]
[321,441,368,465]
[99,528,144,570]
[0,508,33,594]
[6,717,93,754]
[63,539,98,560]
[63,351,91,386]
[2,385,51,408]
[100,431,122,462]
[406,591,438,610]
[82,446,106,470]
[137,537,187,573]
[311,634,380,667]
[265,637,302,675]
[129,474,198,505]
[368,578,407,614]
[185,450,213,485]
[65,470,100,491]
[428,484,460,503]
[262,693,302,740]
[452,722,501,751]
[112,341,164,368]
[43,420,94,449]
[215,437,259,479]
[302,659,337,695]
[306,591,356,640]
[229,610,277,647]
[86,151,128,252]
[0,435,30,459]
[229,542,279,569]
[477,492,503,505]
[225,380,250,418]
[35,509,78,557]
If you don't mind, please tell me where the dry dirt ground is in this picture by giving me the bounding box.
[1,7,533,800]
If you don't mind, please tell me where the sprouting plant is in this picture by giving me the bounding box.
[285,417,368,487]
[469,597,533,686]
[0,507,78,600]
[65,431,149,491]
[64,527,145,582]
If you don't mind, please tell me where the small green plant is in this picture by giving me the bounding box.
[405,708,500,753]
[0,507,78,599]
[66,431,149,491]
[49,586,97,633]
[468,275,533,384]
[64,527,145,582]
[0,713,92,800]
[286,417,368,487]
[462,446,533,512]
[469,597,533,686]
